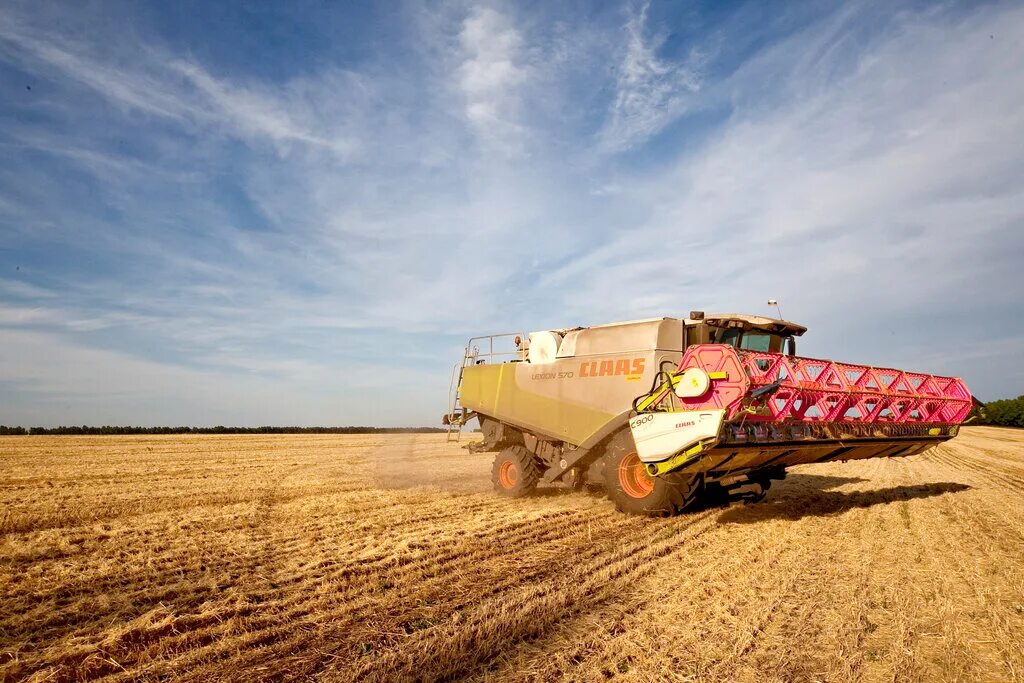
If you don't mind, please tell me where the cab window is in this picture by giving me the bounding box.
[714,328,742,347]
[712,327,783,353]
[740,332,773,352]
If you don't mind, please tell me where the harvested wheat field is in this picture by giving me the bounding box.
[2,427,1024,682]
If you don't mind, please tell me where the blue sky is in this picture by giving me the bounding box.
[1,0,1022,427]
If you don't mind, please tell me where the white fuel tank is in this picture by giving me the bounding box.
[527,331,562,364]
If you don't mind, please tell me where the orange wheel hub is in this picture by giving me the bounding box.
[618,452,654,498]
[498,460,518,489]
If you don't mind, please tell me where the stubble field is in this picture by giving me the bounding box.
[2,427,1023,682]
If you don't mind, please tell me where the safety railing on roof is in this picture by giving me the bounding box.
[446,332,526,441]
[461,333,526,366]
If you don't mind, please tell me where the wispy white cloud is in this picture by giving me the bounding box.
[169,61,361,157]
[455,6,529,154]
[0,12,197,120]
[0,278,55,299]
[0,7,359,159]
[551,2,1024,391]
[598,1,703,152]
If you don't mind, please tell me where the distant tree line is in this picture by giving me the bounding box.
[0,425,446,436]
[975,395,1024,428]
[3,397,1021,436]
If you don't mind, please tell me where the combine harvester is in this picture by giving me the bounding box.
[444,313,972,515]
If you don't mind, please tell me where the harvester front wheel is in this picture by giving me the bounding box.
[491,446,540,497]
[604,431,699,516]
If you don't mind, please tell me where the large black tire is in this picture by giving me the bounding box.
[491,446,540,497]
[603,430,701,516]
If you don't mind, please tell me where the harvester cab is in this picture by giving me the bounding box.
[444,313,971,515]
[698,313,804,355]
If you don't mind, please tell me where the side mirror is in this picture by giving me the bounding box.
[785,337,796,356]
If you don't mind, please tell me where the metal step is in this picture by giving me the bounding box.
[446,361,466,442]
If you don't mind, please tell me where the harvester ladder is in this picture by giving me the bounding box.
[446,333,525,442]
[446,361,466,442]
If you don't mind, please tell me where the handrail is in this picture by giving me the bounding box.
[445,332,526,437]
[462,333,526,366]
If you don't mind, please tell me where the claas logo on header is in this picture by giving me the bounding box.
[579,357,645,378]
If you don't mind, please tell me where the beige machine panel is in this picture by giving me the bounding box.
[556,318,684,358]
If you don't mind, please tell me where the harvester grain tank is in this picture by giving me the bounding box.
[443,313,972,515]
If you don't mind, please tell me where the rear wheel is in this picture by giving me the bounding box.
[491,446,540,497]
[603,430,700,516]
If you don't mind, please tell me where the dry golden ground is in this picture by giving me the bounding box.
[1,427,1023,682]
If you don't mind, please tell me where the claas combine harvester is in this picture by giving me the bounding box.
[443,313,973,515]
